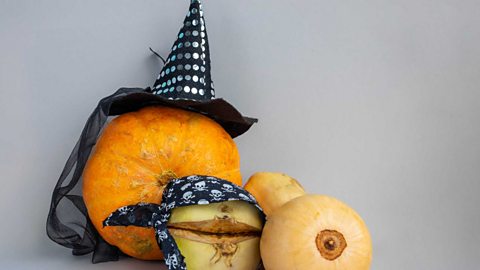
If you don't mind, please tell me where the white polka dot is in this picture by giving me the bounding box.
[184,86,190,93]
[193,53,199,59]
[199,89,204,95]
[191,87,198,94]
[193,75,199,82]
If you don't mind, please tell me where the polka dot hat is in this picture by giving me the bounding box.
[152,0,214,100]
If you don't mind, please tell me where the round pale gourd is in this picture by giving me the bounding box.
[168,200,263,270]
[83,106,242,260]
[260,195,372,270]
[244,172,305,216]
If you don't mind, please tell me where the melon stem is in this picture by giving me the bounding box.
[316,230,347,261]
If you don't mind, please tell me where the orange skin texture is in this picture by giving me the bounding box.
[83,106,242,260]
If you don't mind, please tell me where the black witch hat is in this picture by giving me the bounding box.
[110,0,256,138]
[46,0,256,263]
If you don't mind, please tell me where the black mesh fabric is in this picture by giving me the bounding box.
[46,87,257,263]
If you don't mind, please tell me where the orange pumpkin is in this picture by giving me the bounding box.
[83,106,242,260]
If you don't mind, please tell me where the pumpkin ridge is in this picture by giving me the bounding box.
[115,152,160,176]
[177,114,203,175]
[173,112,192,178]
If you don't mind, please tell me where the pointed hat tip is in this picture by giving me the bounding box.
[152,0,213,101]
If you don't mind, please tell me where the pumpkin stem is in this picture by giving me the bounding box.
[316,230,347,261]
[157,170,178,186]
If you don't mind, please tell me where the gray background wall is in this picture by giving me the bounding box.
[1,0,479,269]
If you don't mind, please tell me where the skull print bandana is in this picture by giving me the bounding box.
[103,175,265,270]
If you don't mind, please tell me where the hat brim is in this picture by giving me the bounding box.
[103,88,257,138]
